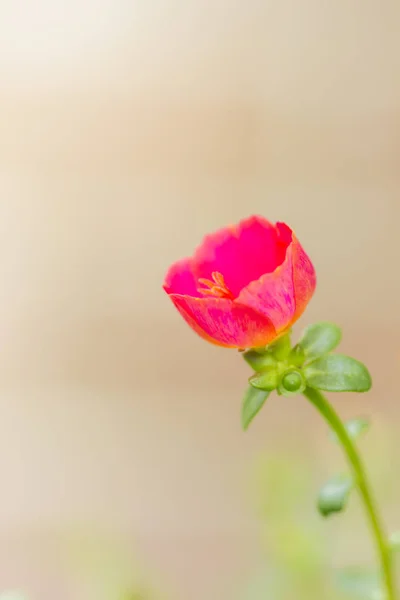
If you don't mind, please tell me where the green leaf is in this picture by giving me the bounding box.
[389,531,400,551]
[299,322,342,359]
[317,474,353,517]
[330,417,370,443]
[243,350,277,372]
[304,354,372,392]
[335,567,382,599]
[242,386,270,430]
[249,367,279,391]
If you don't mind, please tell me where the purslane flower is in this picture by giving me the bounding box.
[163,215,316,348]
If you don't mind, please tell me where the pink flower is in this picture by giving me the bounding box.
[163,216,316,348]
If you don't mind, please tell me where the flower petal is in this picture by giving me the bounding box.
[168,295,277,348]
[193,216,290,297]
[163,257,201,297]
[236,241,296,333]
[291,232,317,320]
[235,223,315,332]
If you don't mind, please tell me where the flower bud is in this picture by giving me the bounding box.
[279,369,306,396]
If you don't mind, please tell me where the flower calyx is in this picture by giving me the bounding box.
[246,333,306,398]
[242,322,372,429]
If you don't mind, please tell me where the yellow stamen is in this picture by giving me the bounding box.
[198,271,234,299]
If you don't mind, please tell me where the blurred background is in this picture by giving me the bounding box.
[0,1,399,598]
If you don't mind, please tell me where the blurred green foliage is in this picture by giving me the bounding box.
[243,453,339,599]
[241,417,400,600]
[0,423,398,599]
[63,529,165,600]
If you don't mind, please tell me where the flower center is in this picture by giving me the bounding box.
[197,271,234,299]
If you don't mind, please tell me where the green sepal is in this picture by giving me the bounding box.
[268,333,292,360]
[299,322,342,360]
[249,368,279,392]
[241,386,270,430]
[288,344,306,367]
[304,354,372,392]
[317,474,353,517]
[243,350,277,372]
[330,417,370,443]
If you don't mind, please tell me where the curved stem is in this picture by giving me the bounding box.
[303,387,395,600]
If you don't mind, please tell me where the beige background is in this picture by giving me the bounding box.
[0,1,399,598]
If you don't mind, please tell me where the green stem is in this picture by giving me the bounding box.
[303,387,395,600]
